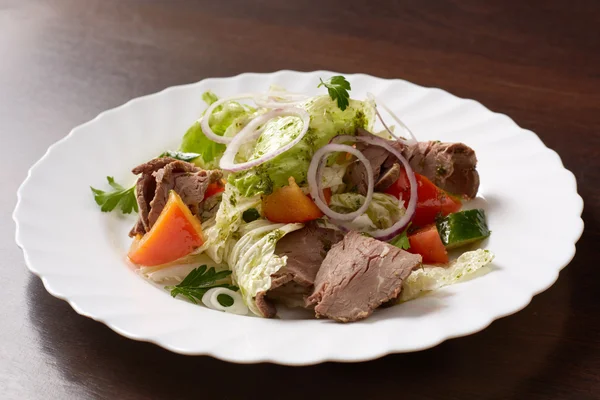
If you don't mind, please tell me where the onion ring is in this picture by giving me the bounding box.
[201,287,248,315]
[200,93,258,144]
[220,107,310,172]
[329,134,418,240]
[307,144,374,221]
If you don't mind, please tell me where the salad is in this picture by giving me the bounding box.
[91,76,493,322]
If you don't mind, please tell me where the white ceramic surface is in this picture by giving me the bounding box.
[14,71,584,365]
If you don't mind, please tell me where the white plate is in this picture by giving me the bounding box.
[13,70,584,365]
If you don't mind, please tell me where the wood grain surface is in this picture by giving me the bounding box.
[1,1,599,399]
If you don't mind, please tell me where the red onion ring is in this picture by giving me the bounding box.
[307,144,374,221]
[200,93,258,144]
[220,107,310,172]
[330,134,418,241]
[367,92,418,145]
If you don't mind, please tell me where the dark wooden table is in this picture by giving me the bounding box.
[2,1,599,399]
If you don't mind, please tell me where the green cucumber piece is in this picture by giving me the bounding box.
[437,209,490,249]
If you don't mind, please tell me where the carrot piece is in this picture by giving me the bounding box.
[408,224,449,264]
[263,177,324,223]
[128,191,204,266]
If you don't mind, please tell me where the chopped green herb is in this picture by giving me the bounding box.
[166,265,238,304]
[90,176,138,214]
[318,76,351,111]
[390,223,412,250]
[159,150,201,162]
[268,229,285,243]
[242,208,261,223]
[353,110,367,129]
[217,294,234,307]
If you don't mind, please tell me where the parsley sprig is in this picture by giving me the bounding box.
[318,75,351,111]
[390,223,412,250]
[90,177,138,214]
[166,265,238,304]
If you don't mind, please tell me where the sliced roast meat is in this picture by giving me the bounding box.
[267,280,313,309]
[306,231,422,322]
[254,223,344,318]
[274,223,344,286]
[199,192,223,222]
[148,160,220,227]
[345,129,480,199]
[129,157,222,237]
[131,157,178,175]
[255,291,279,318]
[402,141,479,199]
[374,162,400,192]
[255,274,293,318]
[130,172,157,236]
[345,143,389,195]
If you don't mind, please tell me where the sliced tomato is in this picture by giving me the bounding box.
[263,177,324,223]
[128,191,204,266]
[384,169,461,227]
[204,180,226,199]
[408,224,448,264]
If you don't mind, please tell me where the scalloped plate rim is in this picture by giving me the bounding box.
[13,70,584,365]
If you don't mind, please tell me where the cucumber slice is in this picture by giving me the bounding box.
[437,209,490,249]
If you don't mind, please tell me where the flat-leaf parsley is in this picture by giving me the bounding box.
[318,75,351,111]
[90,177,138,214]
[166,265,238,304]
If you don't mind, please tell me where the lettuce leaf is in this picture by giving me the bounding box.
[400,249,495,302]
[227,221,304,316]
[329,192,403,230]
[179,92,256,169]
[229,95,375,197]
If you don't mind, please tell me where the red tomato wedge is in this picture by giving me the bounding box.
[385,169,461,227]
[204,181,226,199]
[128,191,204,266]
[263,177,327,223]
[408,224,449,264]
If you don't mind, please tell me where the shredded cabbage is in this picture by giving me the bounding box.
[400,249,495,302]
[320,163,347,191]
[139,254,228,284]
[329,192,404,230]
[196,184,260,264]
[227,222,304,316]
